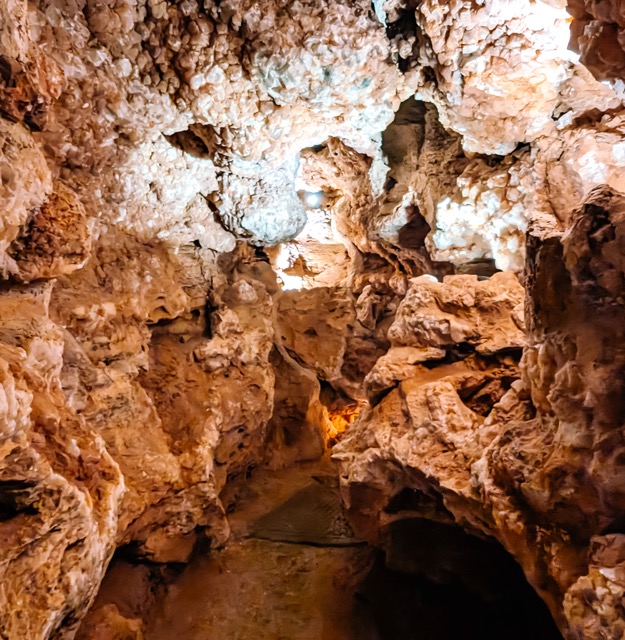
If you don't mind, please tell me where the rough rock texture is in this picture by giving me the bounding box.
[263,348,328,468]
[0,283,124,640]
[276,285,398,402]
[0,245,282,637]
[568,0,625,86]
[366,0,623,273]
[364,271,525,400]
[336,187,625,638]
[2,0,625,638]
[0,0,406,633]
[408,0,619,154]
[10,181,92,283]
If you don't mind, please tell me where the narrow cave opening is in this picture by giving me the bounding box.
[355,519,563,640]
[318,380,365,443]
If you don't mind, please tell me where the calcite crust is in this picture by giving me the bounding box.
[2,0,625,638]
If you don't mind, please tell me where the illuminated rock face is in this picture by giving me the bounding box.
[336,187,625,638]
[413,0,584,154]
[1,0,625,638]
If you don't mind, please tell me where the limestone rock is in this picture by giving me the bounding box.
[53,241,276,562]
[337,187,625,638]
[3,0,625,637]
[10,182,92,283]
[409,0,619,154]
[388,272,525,353]
[264,348,328,469]
[296,137,439,281]
[0,229,278,639]
[276,287,361,397]
[538,115,625,223]
[0,283,124,640]
[275,286,392,401]
[334,360,523,542]
[568,0,625,85]
[267,206,351,290]
[0,120,53,278]
[364,271,525,400]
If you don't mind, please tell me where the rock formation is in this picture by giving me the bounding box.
[568,0,625,86]
[336,186,625,637]
[2,0,625,638]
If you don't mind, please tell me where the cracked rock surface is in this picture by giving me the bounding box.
[336,187,625,638]
[2,0,625,638]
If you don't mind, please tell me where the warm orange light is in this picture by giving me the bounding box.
[327,402,365,439]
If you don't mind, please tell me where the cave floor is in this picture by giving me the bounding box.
[145,458,375,640]
[143,457,563,640]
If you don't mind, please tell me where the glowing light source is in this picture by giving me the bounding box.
[303,191,324,208]
[279,273,306,290]
[274,243,306,290]
[326,401,366,442]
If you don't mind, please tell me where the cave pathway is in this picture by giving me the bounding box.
[143,455,563,640]
[145,458,375,640]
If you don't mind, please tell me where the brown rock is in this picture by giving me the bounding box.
[10,182,92,283]
[2,0,625,637]
[337,187,625,638]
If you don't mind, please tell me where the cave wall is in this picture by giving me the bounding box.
[2,0,625,638]
[336,186,625,638]
[568,0,625,85]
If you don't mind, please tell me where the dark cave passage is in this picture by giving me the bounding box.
[357,519,562,640]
